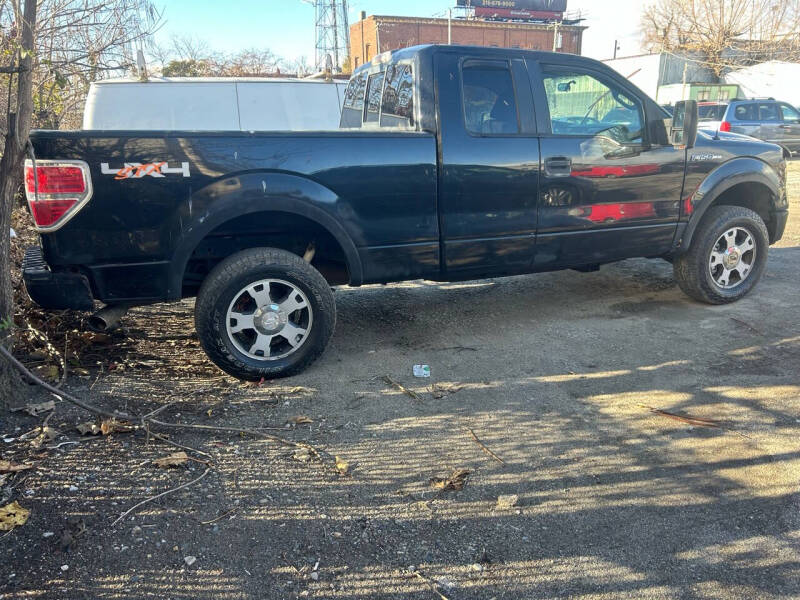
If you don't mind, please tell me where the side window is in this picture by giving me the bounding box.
[734,104,756,121]
[364,72,386,124]
[381,64,415,128]
[541,67,644,144]
[462,61,519,135]
[759,103,781,121]
[780,103,800,123]
[339,73,367,129]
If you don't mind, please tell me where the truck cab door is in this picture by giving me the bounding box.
[529,59,685,269]
[778,103,800,154]
[436,51,540,279]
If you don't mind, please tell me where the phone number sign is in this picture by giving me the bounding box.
[457,0,568,11]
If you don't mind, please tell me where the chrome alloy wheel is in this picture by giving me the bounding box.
[225,279,313,361]
[708,227,757,290]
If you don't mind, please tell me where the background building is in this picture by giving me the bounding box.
[350,14,586,69]
[604,53,718,104]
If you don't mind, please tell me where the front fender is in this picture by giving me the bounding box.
[167,171,364,298]
[676,157,785,253]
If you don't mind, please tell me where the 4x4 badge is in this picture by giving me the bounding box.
[101,161,190,180]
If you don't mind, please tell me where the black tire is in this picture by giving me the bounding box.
[195,248,336,381]
[674,205,769,305]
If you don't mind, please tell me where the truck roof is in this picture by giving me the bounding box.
[91,77,348,85]
[353,43,608,75]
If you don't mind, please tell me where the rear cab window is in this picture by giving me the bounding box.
[461,61,520,135]
[339,56,417,130]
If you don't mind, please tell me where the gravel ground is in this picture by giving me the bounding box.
[1,163,799,600]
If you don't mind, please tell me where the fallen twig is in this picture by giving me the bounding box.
[467,428,505,465]
[1,345,332,467]
[730,317,764,336]
[1,346,136,421]
[149,431,214,460]
[200,508,238,526]
[111,467,211,527]
[382,375,422,401]
[642,406,721,428]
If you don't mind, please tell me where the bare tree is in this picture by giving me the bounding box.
[0,0,37,410]
[0,0,161,408]
[642,0,800,76]
[224,48,285,77]
[149,36,290,78]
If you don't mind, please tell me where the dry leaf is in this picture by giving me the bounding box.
[100,419,132,435]
[12,400,55,417]
[0,501,30,531]
[293,448,312,463]
[76,422,102,436]
[335,456,350,475]
[30,426,60,448]
[430,469,471,492]
[288,415,313,425]
[153,452,189,468]
[81,332,112,345]
[77,419,131,436]
[0,460,33,473]
[32,365,60,382]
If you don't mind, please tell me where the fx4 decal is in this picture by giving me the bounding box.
[101,161,191,180]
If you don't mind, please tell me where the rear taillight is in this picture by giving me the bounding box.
[719,121,731,132]
[24,160,92,231]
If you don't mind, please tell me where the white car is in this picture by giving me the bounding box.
[83,77,349,131]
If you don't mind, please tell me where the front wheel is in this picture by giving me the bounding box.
[195,248,336,380]
[673,205,769,305]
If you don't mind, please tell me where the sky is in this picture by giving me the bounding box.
[154,0,643,64]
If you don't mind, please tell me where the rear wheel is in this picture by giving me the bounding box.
[195,248,336,380]
[674,205,769,304]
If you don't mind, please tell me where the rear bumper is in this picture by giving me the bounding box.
[23,247,94,311]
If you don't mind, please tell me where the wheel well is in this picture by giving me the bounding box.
[707,181,779,242]
[182,211,350,296]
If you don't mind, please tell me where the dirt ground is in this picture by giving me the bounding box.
[2,163,799,600]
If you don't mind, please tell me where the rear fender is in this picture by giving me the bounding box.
[168,171,364,298]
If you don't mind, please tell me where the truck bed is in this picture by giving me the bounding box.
[29,129,438,302]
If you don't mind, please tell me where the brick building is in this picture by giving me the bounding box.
[350,14,586,69]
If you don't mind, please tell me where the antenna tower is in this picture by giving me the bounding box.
[313,0,350,72]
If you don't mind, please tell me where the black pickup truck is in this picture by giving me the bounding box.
[23,45,789,380]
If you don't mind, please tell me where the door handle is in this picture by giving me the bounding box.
[545,156,573,177]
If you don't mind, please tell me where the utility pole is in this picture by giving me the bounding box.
[613,40,620,59]
[448,9,452,45]
[552,20,560,52]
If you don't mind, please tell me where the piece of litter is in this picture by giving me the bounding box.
[68,485,78,492]
[43,532,55,538]
[184,556,197,566]
[310,571,319,581]
[60,565,69,572]
[496,494,519,510]
[436,577,454,590]
[10,228,16,239]
[413,365,431,378]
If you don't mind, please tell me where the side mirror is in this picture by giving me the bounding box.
[671,100,698,148]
